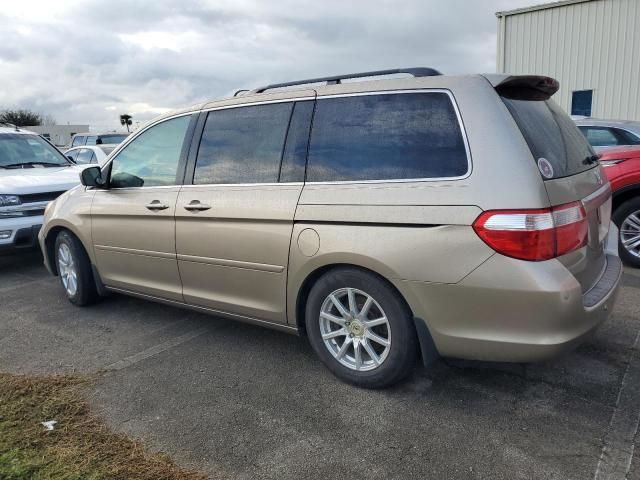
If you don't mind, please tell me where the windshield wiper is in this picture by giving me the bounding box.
[582,154,601,165]
[1,161,68,169]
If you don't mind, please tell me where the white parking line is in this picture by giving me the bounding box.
[103,327,209,372]
[593,331,640,480]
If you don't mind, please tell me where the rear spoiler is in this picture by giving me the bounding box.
[494,75,559,101]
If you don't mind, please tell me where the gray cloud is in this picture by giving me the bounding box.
[0,0,534,130]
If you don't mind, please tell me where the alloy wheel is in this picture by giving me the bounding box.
[57,243,78,296]
[620,210,640,259]
[319,287,391,371]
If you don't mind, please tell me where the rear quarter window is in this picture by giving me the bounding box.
[306,92,469,182]
[502,98,596,179]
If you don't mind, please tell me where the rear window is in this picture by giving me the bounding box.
[306,92,469,182]
[99,134,128,144]
[502,98,596,179]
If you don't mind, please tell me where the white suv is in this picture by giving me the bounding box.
[0,125,87,252]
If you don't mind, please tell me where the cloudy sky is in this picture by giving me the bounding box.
[0,0,535,131]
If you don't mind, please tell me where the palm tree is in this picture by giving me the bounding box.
[120,114,133,132]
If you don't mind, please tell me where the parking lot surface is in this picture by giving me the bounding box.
[1,251,639,480]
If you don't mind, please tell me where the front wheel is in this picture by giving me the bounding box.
[54,230,98,306]
[305,268,418,388]
[613,197,640,268]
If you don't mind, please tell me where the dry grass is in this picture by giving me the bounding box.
[0,372,208,480]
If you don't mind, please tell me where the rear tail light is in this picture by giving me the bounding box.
[473,202,588,261]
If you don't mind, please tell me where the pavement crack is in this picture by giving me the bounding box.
[101,327,210,372]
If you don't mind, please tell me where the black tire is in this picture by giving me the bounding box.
[613,197,640,268]
[54,230,98,306]
[305,267,418,388]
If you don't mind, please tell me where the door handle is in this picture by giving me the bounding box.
[184,200,211,212]
[145,200,169,211]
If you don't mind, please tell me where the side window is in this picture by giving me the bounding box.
[306,93,468,182]
[85,136,98,145]
[75,148,94,164]
[193,102,293,184]
[71,136,84,147]
[580,127,619,147]
[66,149,80,162]
[612,128,640,146]
[110,115,191,188]
[280,101,314,183]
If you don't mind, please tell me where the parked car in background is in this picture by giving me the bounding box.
[0,124,87,252]
[39,69,621,388]
[65,145,115,166]
[69,132,129,148]
[575,119,640,151]
[599,145,640,267]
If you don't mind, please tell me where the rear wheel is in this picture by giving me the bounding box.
[613,197,640,268]
[305,268,418,388]
[54,230,98,306]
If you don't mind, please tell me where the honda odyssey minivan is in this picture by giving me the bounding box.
[39,68,622,388]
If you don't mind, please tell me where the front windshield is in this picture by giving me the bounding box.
[0,134,70,168]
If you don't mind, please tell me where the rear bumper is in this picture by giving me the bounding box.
[402,252,622,363]
[0,216,43,253]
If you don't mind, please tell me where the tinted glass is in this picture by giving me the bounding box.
[503,98,595,179]
[0,134,69,167]
[280,101,314,182]
[110,115,191,188]
[99,134,128,144]
[71,136,85,147]
[75,148,94,164]
[194,103,293,184]
[85,136,98,145]
[306,93,468,182]
[579,127,619,147]
[613,128,640,146]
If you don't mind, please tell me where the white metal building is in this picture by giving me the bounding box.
[25,124,89,147]
[496,0,640,121]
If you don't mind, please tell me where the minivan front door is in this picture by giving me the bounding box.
[175,98,314,324]
[92,114,194,301]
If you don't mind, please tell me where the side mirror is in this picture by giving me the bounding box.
[80,166,106,188]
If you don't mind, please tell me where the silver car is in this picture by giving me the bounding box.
[575,118,640,151]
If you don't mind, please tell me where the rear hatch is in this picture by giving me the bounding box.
[498,76,612,292]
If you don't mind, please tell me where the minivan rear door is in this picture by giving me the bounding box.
[499,78,611,292]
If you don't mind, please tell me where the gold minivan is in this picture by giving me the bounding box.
[39,68,622,388]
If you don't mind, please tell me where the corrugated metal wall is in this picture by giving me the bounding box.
[497,0,640,121]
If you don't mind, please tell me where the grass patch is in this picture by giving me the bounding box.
[0,373,207,480]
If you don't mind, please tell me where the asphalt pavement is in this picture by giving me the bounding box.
[1,250,639,480]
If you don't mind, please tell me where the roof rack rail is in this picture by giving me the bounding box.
[233,89,250,97]
[251,67,442,94]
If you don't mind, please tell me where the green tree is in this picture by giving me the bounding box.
[0,109,43,127]
[120,114,133,132]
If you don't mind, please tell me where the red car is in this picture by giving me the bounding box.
[600,145,640,267]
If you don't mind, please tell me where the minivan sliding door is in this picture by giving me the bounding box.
[176,95,315,324]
